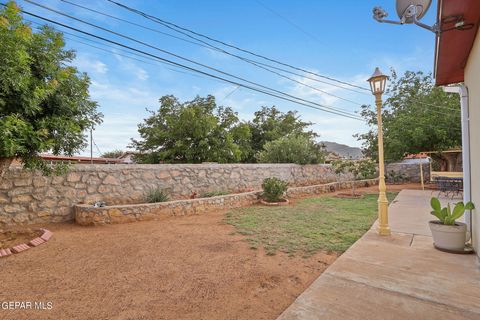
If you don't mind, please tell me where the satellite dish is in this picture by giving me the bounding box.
[372,0,438,34]
[395,0,432,23]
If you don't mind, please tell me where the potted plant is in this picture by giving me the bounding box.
[260,177,289,206]
[429,197,475,251]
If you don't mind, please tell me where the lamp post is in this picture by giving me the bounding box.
[367,67,391,236]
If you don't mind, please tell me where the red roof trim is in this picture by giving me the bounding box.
[434,0,480,86]
[39,154,124,164]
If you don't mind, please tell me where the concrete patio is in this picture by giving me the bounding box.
[277,189,480,320]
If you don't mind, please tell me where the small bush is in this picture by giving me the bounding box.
[145,188,169,203]
[200,190,229,198]
[262,177,288,202]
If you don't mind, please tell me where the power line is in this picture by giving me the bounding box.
[54,0,461,116]
[59,0,367,104]
[254,0,323,44]
[106,0,372,93]
[20,0,362,120]
[220,86,241,103]
[28,20,226,82]
[57,0,219,52]
[11,5,364,121]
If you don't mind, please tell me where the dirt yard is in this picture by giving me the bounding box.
[0,183,419,320]
[0,210,337,320]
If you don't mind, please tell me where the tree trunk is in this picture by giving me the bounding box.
[0,157,14,179]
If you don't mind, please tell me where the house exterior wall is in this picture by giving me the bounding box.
[464,31,480,256]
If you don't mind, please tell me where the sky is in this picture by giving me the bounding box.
[17,0,439,156]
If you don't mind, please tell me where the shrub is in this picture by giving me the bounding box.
[256,134,326,165]
[200,190,229,198]
[145,188,169,203]
[262,177,288,202]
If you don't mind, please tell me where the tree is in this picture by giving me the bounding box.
[101,150,124,159]
[0,2,102,175]
[355,70,461,162]
[332,159,376,196]
[246,106,317,162]
[256,134,326,164]
[131,95,251,163]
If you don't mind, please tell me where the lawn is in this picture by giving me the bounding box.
[226,192,398,255]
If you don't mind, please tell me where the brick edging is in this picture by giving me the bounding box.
[0,229,53,258]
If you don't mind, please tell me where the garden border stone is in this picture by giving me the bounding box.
[75,179,378,226]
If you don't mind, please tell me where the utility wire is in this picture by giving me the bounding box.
[57,0,219,52]
[21,0,361,119]
[254,0,323,44]
[11,6,364,121]
[220,86,241,103]
[29,20,224,82]
[106,0,371,93]
[59,0,460,114]
[61,0,457,111]
[59,0,367,103]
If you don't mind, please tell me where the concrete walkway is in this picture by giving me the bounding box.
[277,190,480,320]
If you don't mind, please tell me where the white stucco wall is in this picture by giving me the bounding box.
[464,31,480,257]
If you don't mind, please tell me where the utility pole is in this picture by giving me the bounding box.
[90,128,93,164]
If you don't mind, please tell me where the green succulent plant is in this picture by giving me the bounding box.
[430,197,475,225]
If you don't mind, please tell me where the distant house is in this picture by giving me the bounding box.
[118,152,138,164]
[10,154,124,167]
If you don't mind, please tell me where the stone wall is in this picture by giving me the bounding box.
[0,163,350,225]
[75,178,379,226]
[385,159,430,183]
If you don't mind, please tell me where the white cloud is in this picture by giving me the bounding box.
[74,54,108,75]
[89,81,159,107]
[112,52,150,81]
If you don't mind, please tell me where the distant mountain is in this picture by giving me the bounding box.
[321,141,363,159]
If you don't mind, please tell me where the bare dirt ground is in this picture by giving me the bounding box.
[0,183,419,320]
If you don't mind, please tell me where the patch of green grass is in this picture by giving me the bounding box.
[225,192,398,256]
[200,190,229,198]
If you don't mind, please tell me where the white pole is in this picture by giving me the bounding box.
[443,85,471,236]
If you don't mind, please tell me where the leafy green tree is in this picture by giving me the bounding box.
[256,134,326,165]
[355,70,461,161]
[101,150,124,159]
[0,2,102,175]
[131,95,251,163]
[332,159,376,195]
[246,106,317,162]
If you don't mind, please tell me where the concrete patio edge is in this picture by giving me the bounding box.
[276,189,480,320]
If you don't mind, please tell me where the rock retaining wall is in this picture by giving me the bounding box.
[1,163,350,225]
[75,178,379,226]
[385,159,430,183]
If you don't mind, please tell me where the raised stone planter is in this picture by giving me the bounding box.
[75,191,261,226]
[75,179,379,226]
[286,179,378,198]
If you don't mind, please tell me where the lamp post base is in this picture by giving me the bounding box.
[378,195,390,236]
[378,226,391,236]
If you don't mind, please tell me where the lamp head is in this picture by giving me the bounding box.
[367,67,388,95]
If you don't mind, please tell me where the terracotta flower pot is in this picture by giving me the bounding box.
[429,221,467,251]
